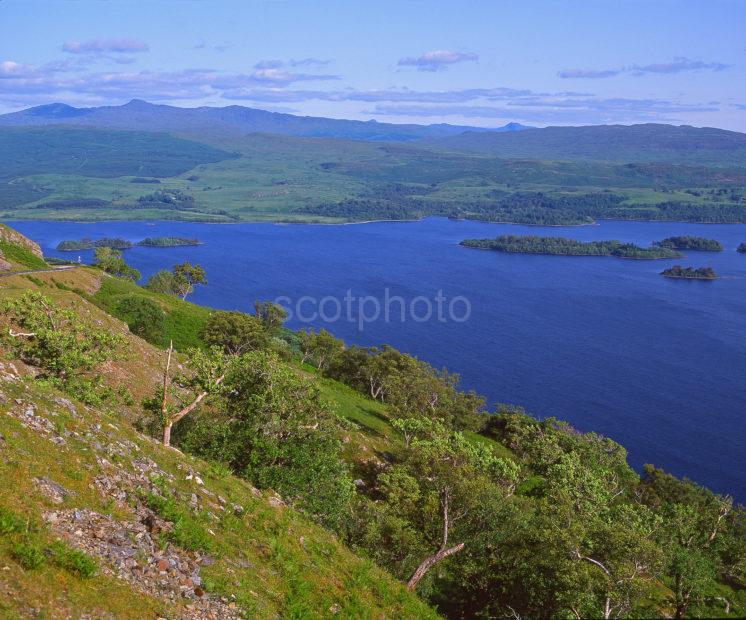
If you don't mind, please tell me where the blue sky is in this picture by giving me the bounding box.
[1,0,744,129]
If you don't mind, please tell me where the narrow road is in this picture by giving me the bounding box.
[0,265,82,279]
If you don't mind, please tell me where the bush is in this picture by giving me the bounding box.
[12,542,46,570]
[177,351,354,530]
[93,247,140,282]
[1,291,125,403]
[145,269,179,295]
[143,493,214,552]
[201,310,268,354]
[0,506,24,535]
[49,540,97,578]
[116,296,166,345]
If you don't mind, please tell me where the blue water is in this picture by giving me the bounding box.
[8,218,746,499]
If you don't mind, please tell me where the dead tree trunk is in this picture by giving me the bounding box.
[160,341,173,444]
[162,373,224,448]
[406,492,465,591]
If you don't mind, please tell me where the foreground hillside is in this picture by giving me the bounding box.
[0,268,437,619]
[0,226,743,619]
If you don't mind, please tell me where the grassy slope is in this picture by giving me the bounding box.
[0,223,48,271]
[0,270,438,619]
[0,240,47,270]
[91,274,212,350]
[0,126,236,181]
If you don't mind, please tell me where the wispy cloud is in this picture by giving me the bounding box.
[630,57,729,75]
[289,58,331,67]
[557,68,622,79]
[62,38,149,55]
[222,86,539,104]
[365,97,718,124]
[559,57,729,79]
[398,50,478,72]
[249,60,339,85]
[193,41,233,53]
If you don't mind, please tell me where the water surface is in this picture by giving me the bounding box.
[9,218,746,499]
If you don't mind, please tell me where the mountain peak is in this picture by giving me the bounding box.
[123,99,154,108]
[27,103,90,118]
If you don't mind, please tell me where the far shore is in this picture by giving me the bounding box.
[4,214,746,228]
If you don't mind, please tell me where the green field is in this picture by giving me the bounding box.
[2,126,746,224]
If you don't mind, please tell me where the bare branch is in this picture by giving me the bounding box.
[572,549,611,576]
[163,372,224,447]
[9,329,36,338]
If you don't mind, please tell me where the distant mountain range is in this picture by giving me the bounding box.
[0,100,529,142]
[2,100,745,166]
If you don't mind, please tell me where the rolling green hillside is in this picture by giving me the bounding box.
[0,110,745,224]
[0,126,236,181]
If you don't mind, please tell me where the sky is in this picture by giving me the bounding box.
[1,0,745,130]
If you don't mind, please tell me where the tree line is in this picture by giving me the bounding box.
[460,235,682,259]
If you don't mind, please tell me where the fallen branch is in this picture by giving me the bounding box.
[9,328,36,338]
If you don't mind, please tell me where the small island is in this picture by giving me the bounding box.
[738,243,746,254]
[57,237,133,251]
[661,265,718,280]
[654,236,723,251]
[57,236,202,251]
[460,235,682,259]
[136,237,202,247]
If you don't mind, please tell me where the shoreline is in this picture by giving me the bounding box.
[5,214,746,228]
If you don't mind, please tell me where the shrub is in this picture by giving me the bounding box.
[201,310,269,354]
[12,542,46,570]
[1,291,125,403]
[0,507,24,535]
[93,247,140,282]
[143,493,214,552]
[116,295,166,345]
[145,269,179,295]
[49,540,97,578]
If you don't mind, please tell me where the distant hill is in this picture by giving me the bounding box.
[427,123,746,166]
[0,126,236,181]
[0,99,529,143]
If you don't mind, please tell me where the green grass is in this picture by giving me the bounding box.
[48,540,97,578]
[0,240,47,269]
[92,274,212,350]
[0,506,25,534]
[12,541,46,570]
